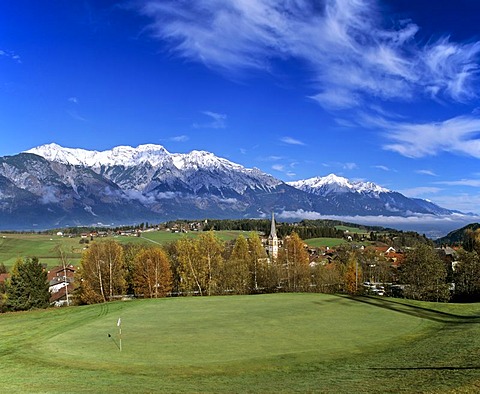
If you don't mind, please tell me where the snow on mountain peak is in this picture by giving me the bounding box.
[287,173,390,195]
[26,143,171,167]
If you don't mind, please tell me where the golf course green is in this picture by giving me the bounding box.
[1,293,480,393]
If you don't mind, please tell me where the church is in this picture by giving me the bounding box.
[267,212,278,260]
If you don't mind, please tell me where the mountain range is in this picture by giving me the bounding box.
[0,143,471,230]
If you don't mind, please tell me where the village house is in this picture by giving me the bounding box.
[47,264,76,306]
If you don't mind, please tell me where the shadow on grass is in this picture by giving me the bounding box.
[370,366,480,371]
[327,295,480,324]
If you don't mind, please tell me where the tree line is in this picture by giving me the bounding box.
[4,229,480,311]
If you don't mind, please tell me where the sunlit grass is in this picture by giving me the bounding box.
[1,293,480,393]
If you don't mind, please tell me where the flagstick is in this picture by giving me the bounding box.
[117,317,122,352]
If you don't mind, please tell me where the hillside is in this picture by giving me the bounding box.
[435,222,480,245]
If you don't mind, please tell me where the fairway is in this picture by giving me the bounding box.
[1,294,480,393]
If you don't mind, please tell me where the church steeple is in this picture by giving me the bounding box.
[268,212,278,259]
[269,212,277,239]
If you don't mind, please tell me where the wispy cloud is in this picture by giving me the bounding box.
[67,109,87,122]
[436,178,480,187]
[68,97,79,104]
[0,49,21,63]
[374,165,391,172]
[280,136,305,146]
[136,0,480,109]
[399,187,442,198]
[416,169,438,177]
[193,111,227,129]
[343,162,358,170]
[272,164,284,172]
[170,135,189,142]
[375,115,480,158]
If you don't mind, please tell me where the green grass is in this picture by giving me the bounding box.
[335,225,368,234]
[0,233,83,268]
[1,293,480,393]
[0,230,248,269]
[305,237,348,248]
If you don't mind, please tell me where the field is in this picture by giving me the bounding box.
[0,230,246,269]
[1,293,480,393]
[304,237,348,248]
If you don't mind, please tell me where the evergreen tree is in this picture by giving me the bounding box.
[6,257,50,311]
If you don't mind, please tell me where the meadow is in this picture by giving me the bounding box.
[1,293,480,393]
[0,230,246,269]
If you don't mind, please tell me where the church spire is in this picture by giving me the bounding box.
[268,212,278,259]
[269,211,277,239]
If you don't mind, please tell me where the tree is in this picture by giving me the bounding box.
[399,243,450,302]
[224,235,250,294]
[197,232,224,296]
[343,252,362,295]
[311,262,342,294]
[133,247,172,298]
[76,240,126,304]
[453,249,480,302]
[174,237,206,295]
[281,232,310,292]
[247,232,268,291]
[6,257,50,311]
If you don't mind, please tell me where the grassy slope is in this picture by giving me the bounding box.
[1,293,480,393]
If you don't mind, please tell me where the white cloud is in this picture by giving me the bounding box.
[281,136,305,146]
[68,97,79,104]
[276,210,478,237]
[193,111,227,129]
[343,162,358,170]
[374,165,391,172]
[272,164,284,171]
[371,115,480,158]
[0,49,21,63]
[399,187,442,198]
[436,179,480,187]
[136,0,480,109]
[170,135,189,142]
[416,169,437,176]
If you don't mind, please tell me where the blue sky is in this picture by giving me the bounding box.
[2,0,480,214]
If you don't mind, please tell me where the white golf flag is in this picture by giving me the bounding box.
[117,317,121,327]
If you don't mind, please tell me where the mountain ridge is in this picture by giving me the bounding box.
[0,143,472,231]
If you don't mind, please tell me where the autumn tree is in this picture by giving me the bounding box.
[122,243,145,294]
[224,235,250,294]
[6,257,50,311]
[343,251,362,295]
[76,240,126,304]
[311,262,342,294]
[133,247,172,298]
[247,232,269,291]
[281,232,310,292]
[399,243,450,302]
[174,237,206,295]
[197,232,224,295]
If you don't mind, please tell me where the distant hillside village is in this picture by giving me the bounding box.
[0,216,478,312]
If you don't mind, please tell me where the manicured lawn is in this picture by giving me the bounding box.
[1,293,480,393]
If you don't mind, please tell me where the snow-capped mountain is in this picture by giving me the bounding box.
[26,143,281,194]
[288,174,389,196]
[287,174,453,217]
[0,143,469,230]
